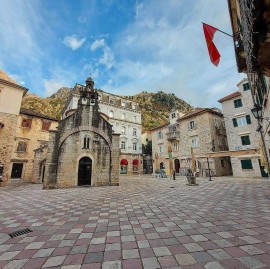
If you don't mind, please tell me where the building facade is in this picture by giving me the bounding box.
[0,70,28,185]
[10,109,58,182]
[178,108,231,177]
[34,77,120,188]
[151,108,232,177]
[228,0,270,170]
[219,79,266,177]
[63,85,143,175]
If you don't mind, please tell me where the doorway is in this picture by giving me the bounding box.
[259,159,268,177]
[11,163,23,179]
[78,157,92,185]
[174,159,180,173]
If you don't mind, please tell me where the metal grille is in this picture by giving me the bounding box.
[8,228,32,238]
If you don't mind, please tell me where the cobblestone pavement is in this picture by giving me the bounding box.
[0,176,270,269]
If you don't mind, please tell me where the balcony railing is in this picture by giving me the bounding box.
[166,131,180,141]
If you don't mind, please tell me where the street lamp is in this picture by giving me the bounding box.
[251,104,263,120]
[250,103,270,179]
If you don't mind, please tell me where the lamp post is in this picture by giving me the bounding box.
[251,104,270,178]
[206,157,212,181]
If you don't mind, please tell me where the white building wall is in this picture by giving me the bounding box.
[220,78,262,178]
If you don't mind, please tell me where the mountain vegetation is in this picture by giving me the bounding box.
[21,88,192,130]
[122,91,192,130]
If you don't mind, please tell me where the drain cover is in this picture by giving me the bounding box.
[8,228,32,238]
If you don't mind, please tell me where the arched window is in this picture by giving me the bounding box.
[109,110,114,118]
[83,135,90,149]
[122,113,126,120]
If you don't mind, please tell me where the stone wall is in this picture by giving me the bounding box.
[11,115,58,182]
[0,113,18,185]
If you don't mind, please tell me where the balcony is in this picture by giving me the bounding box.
[166,131,180,141]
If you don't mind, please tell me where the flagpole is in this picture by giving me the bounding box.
[216,29,233,38]
[202,22,233,38]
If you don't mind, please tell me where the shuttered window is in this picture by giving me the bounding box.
[243,83,250,91]
[232,118,238,127]
[234,99,243,108]
[246,115,251,124]
[241,159,253,169]
[241,135,251,145]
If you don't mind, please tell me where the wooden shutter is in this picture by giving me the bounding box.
[246,115,251,124]
[232,118,238,127]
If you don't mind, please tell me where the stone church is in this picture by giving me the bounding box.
[34,77,120,188]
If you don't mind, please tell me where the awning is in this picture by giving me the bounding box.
[120,159,128,165]
[133,159,139,165]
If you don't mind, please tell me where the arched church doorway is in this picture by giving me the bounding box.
[78,157,92,186]
[174,159,180,173]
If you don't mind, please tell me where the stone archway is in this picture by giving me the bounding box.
[78,157,92,186]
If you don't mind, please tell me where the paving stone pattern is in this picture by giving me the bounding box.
[0,176,270,268]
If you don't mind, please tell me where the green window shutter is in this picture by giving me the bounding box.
[241,159,253,169]
[246,115,251,124]
[241,135,251,145]
[232,118,238,127]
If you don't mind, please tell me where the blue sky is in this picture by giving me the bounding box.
[0,0,245,108]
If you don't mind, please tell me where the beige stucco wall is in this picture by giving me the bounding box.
[0,83,25,115]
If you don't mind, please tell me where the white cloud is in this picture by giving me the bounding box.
[43,79,65,96]
[90,38,106,50]
[135,0,143,18]
[63,35,86,50]
[90,38,114,69]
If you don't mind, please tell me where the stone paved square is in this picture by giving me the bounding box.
[0,176,270,268]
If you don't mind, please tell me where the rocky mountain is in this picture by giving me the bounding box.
[122,91,192,130]
[21,87,72,120]
[21,88,192,129]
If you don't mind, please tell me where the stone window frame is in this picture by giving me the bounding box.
[188,120,196,130]
[21,118,32,128]
[159,144,164,153]
[133,143,137,151]
[241,135,251,146]
[109,97,115,105]
[191,137,199,148]
[121,113,126,120]
[121,141,126,150]
[133,128,137,136]
[157,131,163,139]
[241,159,253,169]
[121,126,126,135]
[121,100,126,107]
[83,135,90,149]
[17,141,28,152]
[234,99,243,108]
[41,120,52,131]
[173,142,179,151]
[243,82,250,91]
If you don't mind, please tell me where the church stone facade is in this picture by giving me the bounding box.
[34,77,120,188]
